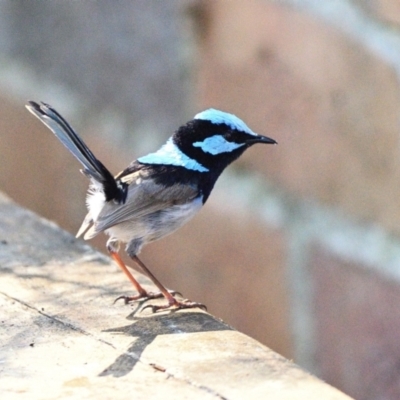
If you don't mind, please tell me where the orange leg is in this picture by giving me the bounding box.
[110,250,178,304]
[109,249,206,311]
[131,255,207,313]
[109,251,148,300]
[131,255,175,303]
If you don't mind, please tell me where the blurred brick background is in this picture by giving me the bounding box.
[1,1,400,398]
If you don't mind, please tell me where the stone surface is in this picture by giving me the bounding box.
[0,193,352,399]
[195,0,400,234]
[310,245,400,399]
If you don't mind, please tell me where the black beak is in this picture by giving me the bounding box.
[246,135,277,145]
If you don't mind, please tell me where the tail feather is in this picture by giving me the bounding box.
[26,101,122,202]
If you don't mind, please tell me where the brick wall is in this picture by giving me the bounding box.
[191,1,400,399]
[1,1,400,398]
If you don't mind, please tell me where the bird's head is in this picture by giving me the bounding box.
[137,109,276,174]
[172,108,277,172]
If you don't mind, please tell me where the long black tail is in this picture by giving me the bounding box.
[26,101,122,202]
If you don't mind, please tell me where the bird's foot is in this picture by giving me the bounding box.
[142,298,207,313]
[114,290,181,305]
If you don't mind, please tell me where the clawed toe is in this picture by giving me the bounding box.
[113,289,181,305]
[142,299,207,313]
[113,294,144,305]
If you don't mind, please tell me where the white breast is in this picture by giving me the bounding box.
[105,195,203,247]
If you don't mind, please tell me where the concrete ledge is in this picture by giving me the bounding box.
[0,192,352,399]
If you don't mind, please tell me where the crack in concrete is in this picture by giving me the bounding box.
[138,354,229,400]
[0,291,116,349]
[2,291,229,398]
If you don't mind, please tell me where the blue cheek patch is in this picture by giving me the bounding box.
[193,135,245,155]
[138,138,209,172]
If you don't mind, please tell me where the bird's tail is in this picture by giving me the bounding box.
[26,101,122,202]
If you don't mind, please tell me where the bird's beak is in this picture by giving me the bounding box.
[246,135,277,145]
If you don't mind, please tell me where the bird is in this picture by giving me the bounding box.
[26,101,277,312]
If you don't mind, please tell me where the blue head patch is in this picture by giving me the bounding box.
[194,109,257,136]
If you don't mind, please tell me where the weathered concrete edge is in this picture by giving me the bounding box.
[0,191,353,400]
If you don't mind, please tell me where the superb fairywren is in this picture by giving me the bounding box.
[26,101,276,311]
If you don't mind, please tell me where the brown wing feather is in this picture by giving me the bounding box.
[86,171,199,237]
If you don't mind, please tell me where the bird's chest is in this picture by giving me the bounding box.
[104,195,203,246]
[145,196,203,242]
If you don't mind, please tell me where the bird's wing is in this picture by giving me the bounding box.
[85,169,199,238]
[76,212,93,238]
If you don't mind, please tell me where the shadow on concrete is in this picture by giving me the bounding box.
[99,311,233,377]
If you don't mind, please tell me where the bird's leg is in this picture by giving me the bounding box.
[108,242,177,303]
[132,255,206,313]
[108,250,149,302]
[125,261,181,297]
